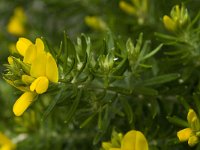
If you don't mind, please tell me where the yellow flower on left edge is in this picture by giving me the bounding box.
[3,37,59,116]
[7,7,27,36]
[0,132,16,150]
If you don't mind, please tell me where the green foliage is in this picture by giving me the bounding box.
[1,0,200,150]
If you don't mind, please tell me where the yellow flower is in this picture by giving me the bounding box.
[16,38,59,83]
[177,109,200,147]
[13,92,37,116]
[121,130,148,150]
[7,7,26,36]
[0,132,16,150]
[9,37,59,116]
[101,130,148,150]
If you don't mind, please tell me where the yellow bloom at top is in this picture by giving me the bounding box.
[7,7,26,36]
[16,37,59,83]
[5,37,59,116]
[101,130,148,150]
[0,132,16,150]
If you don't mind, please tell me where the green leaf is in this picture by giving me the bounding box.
[167,116,188,127]
[134,87,158,96]
[79,112,97,128]
[142,73,180,86]
[107,86,133,95]
[106,31,114,52]
[120,98,134,124]
[135,33,143,53]
[177,96,190,111]
[142,44,163,60]
[193,93,200,117]
[149,99,160,118]
[62,32,77,74]
[42,89,63,121]
[64,89,82,124]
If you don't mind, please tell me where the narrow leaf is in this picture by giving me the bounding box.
[64,89,82,124]
[142,44,163,60]
[120,99,134,124]
[167,116,188,127]
[142,73,180,86]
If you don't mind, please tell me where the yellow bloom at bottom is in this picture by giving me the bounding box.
[101,130,148,150]
[13,92,36,116]
[121,130,148,150]
[0,133,16,150]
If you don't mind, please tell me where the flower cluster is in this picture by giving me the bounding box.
[101,130,148,150]
[177,109,200,147]
[163,4,189,32]
[4,38,58,116]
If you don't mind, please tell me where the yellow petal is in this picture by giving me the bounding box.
[30,52,47,78]
[46,53,58,82]
[16,38,33,56]
[177,128,192,142]
[188,135,199,147]
[187,109,198,126]
[121,130,148,150]
[7,17,25,36]
[30,76,49,94]
[0,132,16,150]
[23,44,37,64]
[0,133,12,146]
[163,15,176,32]
[13,92,36,116]
[35,38,45,55]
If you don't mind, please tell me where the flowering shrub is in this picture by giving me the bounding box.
[0,0,200,150]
